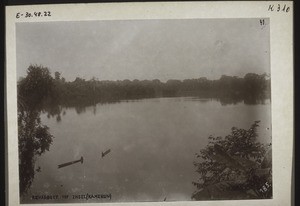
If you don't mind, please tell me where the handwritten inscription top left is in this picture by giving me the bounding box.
[16,11,52,19]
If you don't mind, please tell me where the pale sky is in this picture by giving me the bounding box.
[16,18,270,82]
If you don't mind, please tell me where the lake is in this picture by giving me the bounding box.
[21,97,271,203]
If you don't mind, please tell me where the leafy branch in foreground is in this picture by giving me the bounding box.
[192,121,272,200]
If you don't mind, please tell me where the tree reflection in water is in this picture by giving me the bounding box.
[18,109,54,195]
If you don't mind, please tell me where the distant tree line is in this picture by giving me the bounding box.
[18,65,270,109]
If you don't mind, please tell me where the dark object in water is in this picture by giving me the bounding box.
[36,166,41,172]
[58,156,83,169]
[101,149,111,158]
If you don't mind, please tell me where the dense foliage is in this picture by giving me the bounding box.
[18,65,55,195]
[47,70,270,107]
[192,121,272,200]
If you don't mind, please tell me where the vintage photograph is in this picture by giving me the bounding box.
[16,18,273,203]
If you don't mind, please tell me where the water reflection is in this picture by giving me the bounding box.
[18,108,54,195]
[19,96,271,202]
[44,96,270,122]
[18,96,63,195]
[244,96,268,105]
[218,96,268,106]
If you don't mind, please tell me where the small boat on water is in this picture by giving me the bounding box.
[58,156,83,169]
[101,149,111,158]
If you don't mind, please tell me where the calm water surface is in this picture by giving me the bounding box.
[23,97,271,203]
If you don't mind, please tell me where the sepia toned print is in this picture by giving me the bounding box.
[16,18,272,203]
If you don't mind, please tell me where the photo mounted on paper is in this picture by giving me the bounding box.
[15,17,272,203]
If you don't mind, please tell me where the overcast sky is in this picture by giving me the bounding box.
[16,19,269,82]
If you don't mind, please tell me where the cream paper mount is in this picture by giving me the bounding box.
[5,1,293,206]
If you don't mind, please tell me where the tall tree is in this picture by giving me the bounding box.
[54,71,61,81]
[18,65,55,196]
